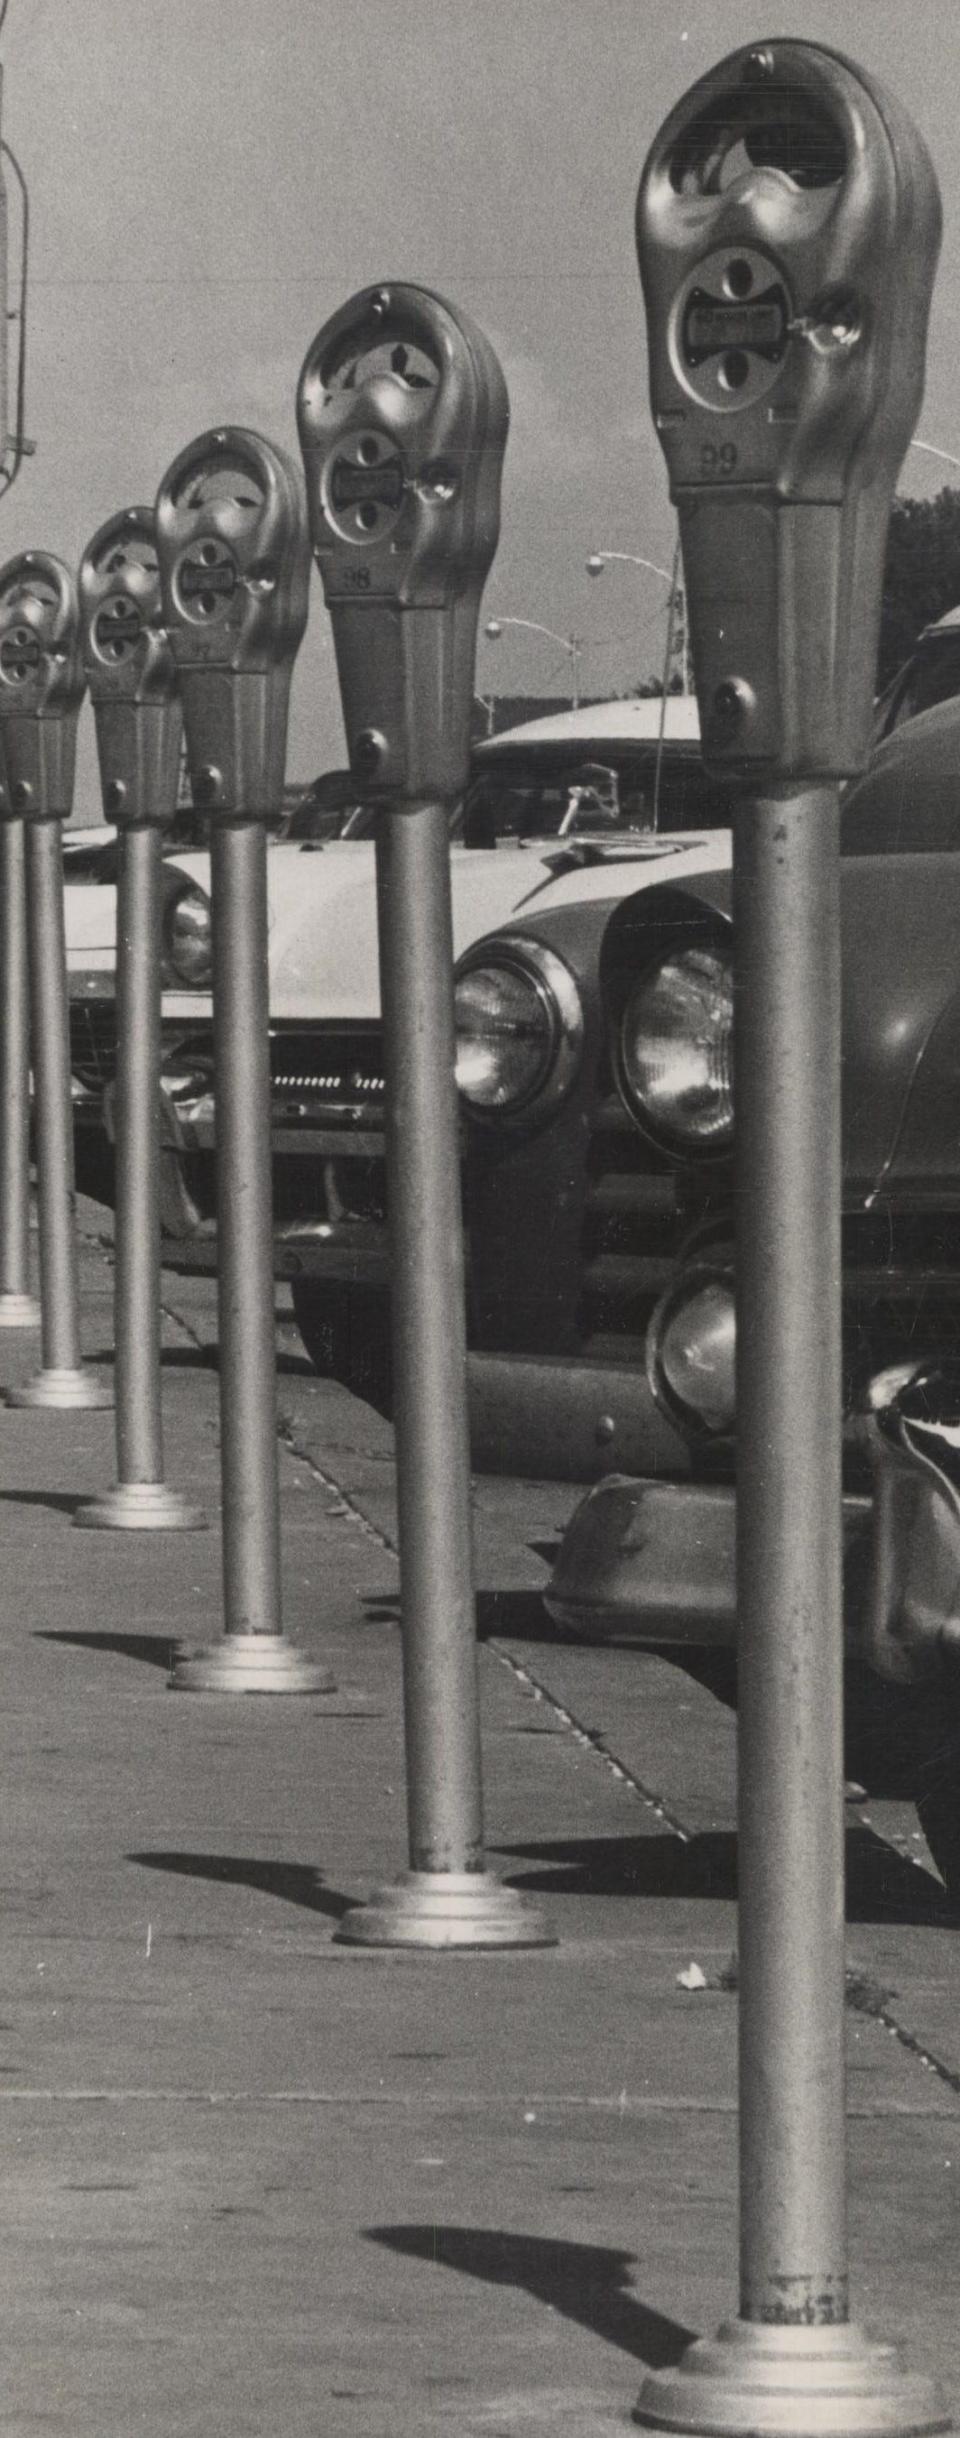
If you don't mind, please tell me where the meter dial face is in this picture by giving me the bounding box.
[670,244,791,413]
[320,338,440,544]
[0,568,61,684]
[90,530,159,665]
[169,455,268,619]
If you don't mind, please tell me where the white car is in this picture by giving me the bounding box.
[66,694,735,1384]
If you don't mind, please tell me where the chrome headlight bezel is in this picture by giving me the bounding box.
[646,1260,737,1441]
[614,934,734,1158]
[454,937,584,1124]
[162,881,213,990]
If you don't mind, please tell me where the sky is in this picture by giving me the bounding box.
[0,0,958,801]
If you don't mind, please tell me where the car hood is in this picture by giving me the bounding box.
[153,831,733,1021]
[64,844,198,963]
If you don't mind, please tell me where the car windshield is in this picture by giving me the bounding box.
[874,631,960,741]
[248,744,733,849]
[456,748,733,842]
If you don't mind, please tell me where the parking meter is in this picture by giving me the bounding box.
[73,508,201,1530]
[0,551,108,1409]
[152,428,328,1687]
[633,45,945,2438]
[297,282,508,798]
[637,41,941,779]
[155,427,309,819]
[0,552,85,815]
[296,287,547,1950]
[79,506,181,827]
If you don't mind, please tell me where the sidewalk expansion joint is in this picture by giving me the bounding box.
[278,1421,398,1555]
[487,1638,693,1843]
[843,1967,960,2102]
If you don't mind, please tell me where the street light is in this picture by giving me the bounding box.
[587,540,691,693]
[484,615,582,710]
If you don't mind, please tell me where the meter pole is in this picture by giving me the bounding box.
[735,788,847,2327]
[334,801,553,1946]
[76,820,204,1528]
[6,813,112,1410]
[172,814,332,1688]
[637,795,946,2434]
[0,810,39,1324]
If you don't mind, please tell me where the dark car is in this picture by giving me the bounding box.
[506,693,960,1897]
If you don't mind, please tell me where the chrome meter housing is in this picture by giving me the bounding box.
[454,937,583,1121]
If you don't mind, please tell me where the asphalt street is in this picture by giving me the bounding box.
[0,1197,956,2436]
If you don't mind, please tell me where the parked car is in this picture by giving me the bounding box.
[68,694,739,1401]
[873,602,960,740]
[519,691,960,1897]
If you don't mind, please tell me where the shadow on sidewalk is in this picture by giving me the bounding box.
[0,1488,86,1517]
[495,1827,955,1926]
[366,2224,695,2367]
[38,1628,177,1670]
[130,1848,353,1922]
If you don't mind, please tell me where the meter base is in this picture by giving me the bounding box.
[0,1292,40,1328]
[6,1366,113,1411]
[170,1633,335,1695]
[334,1868,557,1950]
[74,1481,207,1532]
[634,2318,949,2436]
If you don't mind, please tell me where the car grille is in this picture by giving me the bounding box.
[269,1027,385,1120]
[577,1074,685,1361]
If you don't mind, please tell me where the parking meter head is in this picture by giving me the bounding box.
[79,507,182,827]
[0,552,85,819]
[636,41,942,780]
[154,428,310,818]
[297,282,509,799]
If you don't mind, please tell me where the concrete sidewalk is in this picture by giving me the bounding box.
[0,1207,956,2435]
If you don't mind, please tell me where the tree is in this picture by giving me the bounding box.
[879,487,960,686]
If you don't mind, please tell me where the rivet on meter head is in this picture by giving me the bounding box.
[595,1414,616,1445]
[353,728,386,779]
[713,679,752,726]
[743,45,776,79]
[194,764,223,808]
[12,781,33,811]
[370,289,391,322]
[105,780,127,815]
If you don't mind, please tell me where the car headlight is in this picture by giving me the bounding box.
[647,1264,736,1438]
[617,939,733,1151]
[163,884,213,988]
[454,941,583,1118]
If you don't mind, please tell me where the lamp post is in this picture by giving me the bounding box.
[483,615,582,710]
[586,539,691,693]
